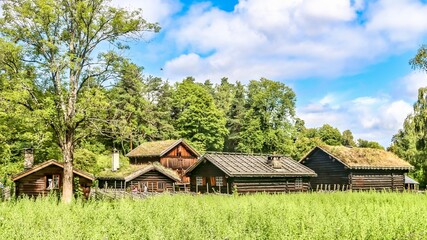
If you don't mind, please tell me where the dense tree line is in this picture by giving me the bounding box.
[0,0,388,200]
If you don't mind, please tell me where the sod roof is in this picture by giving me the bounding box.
[97,162,180,182]
[306,146,413,170]
[126,139,199,158]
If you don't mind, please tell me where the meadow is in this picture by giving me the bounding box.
[0,192,426,239]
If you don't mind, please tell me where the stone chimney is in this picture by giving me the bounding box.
[24,148,34,170]
[267,155,282,169]
[112,148,120,171]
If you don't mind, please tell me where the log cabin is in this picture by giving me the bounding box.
[185,153,317,194]
[13,160,94,198]
[300,146,413,191]
[97,163,181,192]
[126,139,200,183]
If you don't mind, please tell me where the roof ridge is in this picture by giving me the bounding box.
[204,151,289,157]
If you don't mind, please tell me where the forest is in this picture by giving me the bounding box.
[0,0,427,197]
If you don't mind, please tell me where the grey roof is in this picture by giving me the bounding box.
[405,175,419,184]
[186,153,317,177]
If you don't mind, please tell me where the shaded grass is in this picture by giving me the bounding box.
[0,192,426,239]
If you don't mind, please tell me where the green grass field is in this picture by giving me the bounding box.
[0,192,426,239]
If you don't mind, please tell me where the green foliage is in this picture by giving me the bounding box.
[318,124,342,146]
[73,149,98,174]
[0,0,160,201]
[1,193,427,239]
[342,130,356,147]
[410,45,427,72]
[73,177,83,199]
[391,88,427,187]
[357,139,384,150]
[237,78,296,154]
[171,77,228,151]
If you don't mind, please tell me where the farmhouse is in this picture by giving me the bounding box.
[185,153,317,194]
[97,163,181,192]
[126,139,199,183]
[13,160,94,198]
[300,146,413,191]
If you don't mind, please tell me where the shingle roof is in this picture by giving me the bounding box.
[126,139,200,157]
[186,153,317,177]
[302,146,413,170]
[12,160,95,181]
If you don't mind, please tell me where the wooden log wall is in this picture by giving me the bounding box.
[15,165,64,197]
[160,157,197,171]
[126,170,175,192]
[232,178,311,193]
[15,165,93,197]
[300,149,350,186]
[350,172,405,191]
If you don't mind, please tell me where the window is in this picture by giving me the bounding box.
[157,182,165,190]
[196,176,203,186]
[295,178,303,190]
[215,176,223,186]
[46,174,60,190]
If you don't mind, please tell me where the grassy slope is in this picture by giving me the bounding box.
[0,192,427,239]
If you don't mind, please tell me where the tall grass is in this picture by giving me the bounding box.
[0,192,426,239]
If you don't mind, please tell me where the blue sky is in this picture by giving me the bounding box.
[109,0,427,147]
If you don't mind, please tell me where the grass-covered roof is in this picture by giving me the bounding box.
[318,145,412,169]
[126,139,200,158]
[97,162,180,182]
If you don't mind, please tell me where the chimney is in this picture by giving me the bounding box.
[24,148,34,170]
[267,155,282,169]
[112,148,120,171]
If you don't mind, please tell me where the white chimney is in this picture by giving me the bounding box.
[24,148,34,170]
[112,148,120,171]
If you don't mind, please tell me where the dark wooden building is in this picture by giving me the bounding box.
[126,139,199,183]
[185,153,317,194]
[13,160,94,197]
[300,146,413,191]
[97,163,181,192]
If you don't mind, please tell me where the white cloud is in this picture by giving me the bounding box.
[109,0,181,25]
[400,71,427,98]
[297,93,413,147]
[163,0,427,82]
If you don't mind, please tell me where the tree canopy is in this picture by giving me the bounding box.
[0,0,159,202]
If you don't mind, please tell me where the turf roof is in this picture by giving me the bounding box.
[126,139,199,157]
[97,162,180,181]
[318,145,412,169]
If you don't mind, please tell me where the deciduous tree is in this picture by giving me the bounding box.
[0,0,159,202]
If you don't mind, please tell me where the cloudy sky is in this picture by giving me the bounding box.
[116,0,427,147]
[4,0,427,147]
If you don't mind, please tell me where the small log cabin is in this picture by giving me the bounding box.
[300,146,413,191]
[97,163,181,192]
[126,139,200,183]
[185,153,317,194]
[13,160,94,198]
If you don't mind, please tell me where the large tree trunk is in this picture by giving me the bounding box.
[62,138,74,203]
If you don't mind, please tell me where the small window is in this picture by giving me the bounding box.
[295,178,303,189]
[46,174,60,190]
[215,176,223,186]
[196,176,203,186]
[157,182,165,190]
